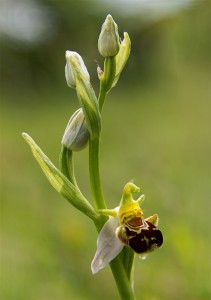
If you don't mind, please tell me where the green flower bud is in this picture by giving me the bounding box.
[65,50,101,139]
[98,14,120,57]
[61,108,90,151]
[65,51,90,88]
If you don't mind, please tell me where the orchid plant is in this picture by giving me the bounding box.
[22,15,163,300]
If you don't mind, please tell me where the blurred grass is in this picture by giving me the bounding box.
[0,2,210,300]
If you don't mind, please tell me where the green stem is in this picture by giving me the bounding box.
[122,247,135,283]
[90,57,135,299]
[89,137,107,211]
[88,124,135,299]
[98,84,107,112]
[104,56,116,91]
[110,255,136,300]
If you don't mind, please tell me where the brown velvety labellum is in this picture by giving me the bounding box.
[127,222,163,254]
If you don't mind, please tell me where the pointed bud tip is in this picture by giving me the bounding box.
[22,132,30,142]
[106,14,113,21]
[65,50,78,60]
[65,50,71,58]
[65,50,90,88]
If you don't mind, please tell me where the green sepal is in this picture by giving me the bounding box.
[22,133,98,221]
[74,74,101,140]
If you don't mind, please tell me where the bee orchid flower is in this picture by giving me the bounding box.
[91,183,163,274]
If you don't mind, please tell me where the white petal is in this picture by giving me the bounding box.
[91,217,124,274]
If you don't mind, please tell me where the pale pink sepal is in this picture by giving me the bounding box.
[91,217,124,274]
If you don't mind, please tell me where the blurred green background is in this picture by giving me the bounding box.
[0,0,210,299]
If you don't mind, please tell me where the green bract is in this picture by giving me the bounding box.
[112,32,131,88]
[22,133,98,221]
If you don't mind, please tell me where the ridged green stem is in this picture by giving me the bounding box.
[122,247,135,283]
[89,134,135,299]
[110,255,136,300]
[89,137,106,211]
[88,72,136,299]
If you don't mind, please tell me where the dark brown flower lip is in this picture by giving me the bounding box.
[117,219,163,254]
[127,224,163,254]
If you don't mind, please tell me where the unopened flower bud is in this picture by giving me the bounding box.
[65,50,101,139]
[65,51,90,88]
[61,109,89,151]
[98,14,120,57]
